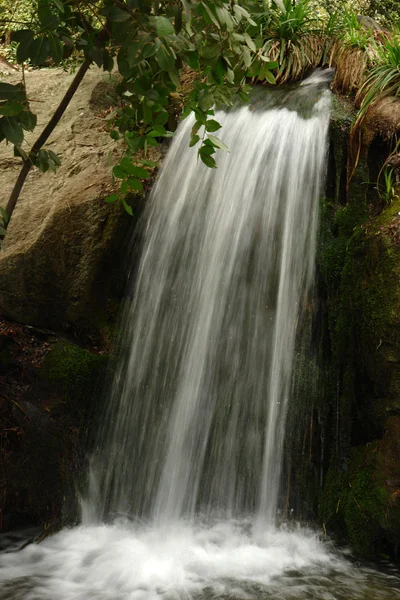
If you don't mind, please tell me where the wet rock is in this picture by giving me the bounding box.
[0,322,110,533]
[0,335,12,374]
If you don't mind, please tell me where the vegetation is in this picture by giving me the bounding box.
[44,341,110,406]
[0,0,399,239]
[355,31,400,125]
[0,0,272,236]
[247,0,326,84]
[319,446,389,555]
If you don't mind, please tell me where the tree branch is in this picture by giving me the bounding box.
[4,24,110,231]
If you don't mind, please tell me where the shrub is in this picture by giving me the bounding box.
[355,31,400,126]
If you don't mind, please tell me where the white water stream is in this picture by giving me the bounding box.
[1,72,400,599]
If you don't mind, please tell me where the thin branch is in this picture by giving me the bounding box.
[5,24,111,226]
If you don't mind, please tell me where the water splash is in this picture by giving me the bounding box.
[1,521,400,600]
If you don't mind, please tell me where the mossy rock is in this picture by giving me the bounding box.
[43,340,110,409]
[319,444,389,555]
[316,109,400,558]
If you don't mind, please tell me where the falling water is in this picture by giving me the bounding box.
[85,72,330,526]
[2,72,400,600]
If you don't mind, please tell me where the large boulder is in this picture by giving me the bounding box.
[0,67,132,337]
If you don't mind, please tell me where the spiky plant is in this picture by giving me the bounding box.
[355,32,400,126]
[248,0,326,84]
[330,10,375,94]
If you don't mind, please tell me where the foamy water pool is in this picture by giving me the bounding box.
[0,519,399,600]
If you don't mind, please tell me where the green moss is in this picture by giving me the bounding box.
[330,95,357,126]
[320,445,389,554]
[342,225,400,342]
[317,117,400,557]
[43,341,110,406]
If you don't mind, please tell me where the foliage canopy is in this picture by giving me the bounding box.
[0,0,399,235]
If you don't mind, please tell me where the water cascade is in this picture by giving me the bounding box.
[85,73,329,527]
[1,71,400,600]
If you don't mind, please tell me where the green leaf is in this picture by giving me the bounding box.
[113,166,126,179]
[127,42,140,67]
[12,29,34,43]
[90,46,104,68]
[29,36,50,66]
[243,47,252,69]
[130,166,151,179]
[0,83,25,102]
[156,45,175,71]
[199,153,217,168]
[126,135,144,152]
[213,58,226,84]
[226,68,235,84]
[137,159,157,167]
[199,94,214,111]
[122,198,134,215]
[244,33,256,52]
[52,0,65,12]
[14,146,28,161]
[190,134,200,147]
[173,6,183,34]
[38,1,60,30]
[215,6,234,31]
[108,5,131,22]
[168,69,180,88]
[105,194,118,203]
[143,43,157,59]
[184,51,199,70]
[199,144,215,156]
[155,111,169,126]
[37,149,50,172]
[205,119,221,132]
[201,2,220,29]
[207,135,229,152]
[1,117,24,146]
[260,57,278,68]
[47,149,61,166]
[199,43,220,59]
[147,89,160,102]
[0,102,24,117]
[121,179,128,194]
[12,30,35,63]
[126,178,143,191]
[19,111,37,132]
[155,16,175,37]
[0,207,9,225]
[264,70,276,85]
[147,126,167,138]
[48,32,63,64]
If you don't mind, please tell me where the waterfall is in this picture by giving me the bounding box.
[3,71,400,600]
[84,71,331,526]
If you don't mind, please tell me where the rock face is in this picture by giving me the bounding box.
[0,67,131,337]
[0,316,110,531]
[284,93,400,557]
[316,95,400,555]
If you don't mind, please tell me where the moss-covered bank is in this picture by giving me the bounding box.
[0,323,111,533]
[315,94,400,557]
